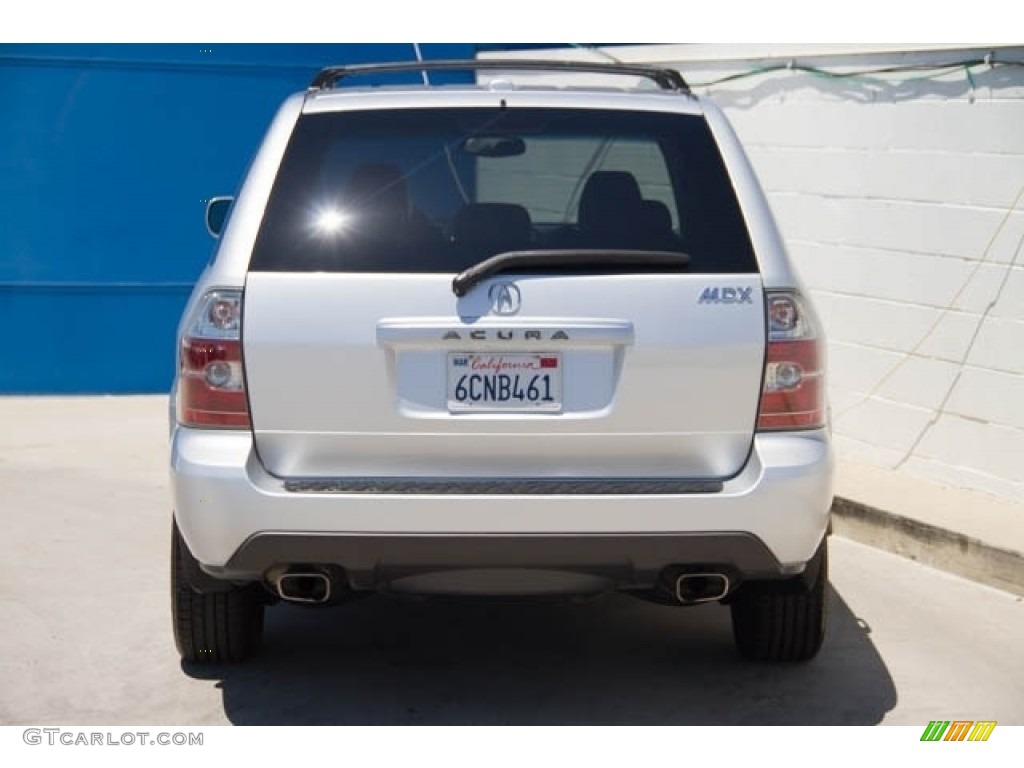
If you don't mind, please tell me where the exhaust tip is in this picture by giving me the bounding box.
[276,571,332,604]
[675,572,730,604]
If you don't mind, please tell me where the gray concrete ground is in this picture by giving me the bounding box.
[833,460,1024,597]
[1,396,1022,725]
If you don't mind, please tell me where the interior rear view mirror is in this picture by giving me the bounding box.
[460,135,526,158]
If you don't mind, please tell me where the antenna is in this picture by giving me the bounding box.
[411,43,430,86]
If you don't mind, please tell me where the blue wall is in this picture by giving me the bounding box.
[0,44,477,393]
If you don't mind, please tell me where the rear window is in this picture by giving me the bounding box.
[249,108,757,274]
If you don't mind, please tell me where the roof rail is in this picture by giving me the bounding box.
[309,59,690,94]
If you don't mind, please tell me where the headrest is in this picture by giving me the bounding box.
[578,171,643,230]
[640,199,673,232]
[451,203,532,249]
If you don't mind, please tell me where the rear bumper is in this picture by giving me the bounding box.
[207,531,786,588]
[171,427,833,588]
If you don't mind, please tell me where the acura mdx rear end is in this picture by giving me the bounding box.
[170,60,833,665]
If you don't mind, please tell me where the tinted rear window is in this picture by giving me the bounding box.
[249,108,757,274]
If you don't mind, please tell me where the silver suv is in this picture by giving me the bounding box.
[170,60,833,664]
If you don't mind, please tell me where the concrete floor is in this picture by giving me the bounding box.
[1,396,1022,725]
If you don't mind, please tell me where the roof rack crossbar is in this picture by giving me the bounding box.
[309,59,690,93]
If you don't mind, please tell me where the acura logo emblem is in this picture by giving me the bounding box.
[488,282,521,315]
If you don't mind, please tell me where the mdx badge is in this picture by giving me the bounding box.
[488,282,521,315]
[698,286,753,304]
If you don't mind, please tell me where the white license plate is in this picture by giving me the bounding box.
[447,353,562,412]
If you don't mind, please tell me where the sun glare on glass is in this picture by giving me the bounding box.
[314,208,349,235]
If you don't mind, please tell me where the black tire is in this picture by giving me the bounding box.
[730,539,828,662]
[171,521,264,663]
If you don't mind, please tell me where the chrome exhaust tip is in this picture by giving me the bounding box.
[675,572,730,604]
[273,569,332,604]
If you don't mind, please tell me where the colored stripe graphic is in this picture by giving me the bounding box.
[945,721,973,741]
[968,722,997,741]
[921,721,950,741]
[920,720,996,742]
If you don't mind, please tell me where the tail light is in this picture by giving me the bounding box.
[757,291,825,431]
[178,289,249,428]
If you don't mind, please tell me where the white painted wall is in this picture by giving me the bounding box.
[482,45,1024,503]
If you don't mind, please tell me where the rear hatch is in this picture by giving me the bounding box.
[242,106,764,481]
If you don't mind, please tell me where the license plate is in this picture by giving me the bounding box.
[447,353,562,412]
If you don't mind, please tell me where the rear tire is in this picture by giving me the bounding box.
[171,521,264,663]
[730,539,828,662]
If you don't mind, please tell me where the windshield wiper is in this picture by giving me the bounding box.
[452,249,690,297]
